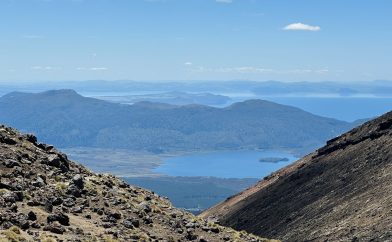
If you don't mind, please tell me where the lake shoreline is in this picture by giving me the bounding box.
[62,146,301,178]
[154,149,298,179]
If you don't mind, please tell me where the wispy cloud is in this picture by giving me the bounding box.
[190,66,273,74]
[217,66,273,73]
[189,66,329,75]
[184,62,193,66]
[76,67,108,71]
[289,69,329,74]
[216,0,233,4]
[31,66,60,70]
[283,23,321,31]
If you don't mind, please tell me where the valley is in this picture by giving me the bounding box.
[0,125,271,241]
[63,147,293,213]
[1,1,391,240]
[124,177,258,215]
[0,88,389,217]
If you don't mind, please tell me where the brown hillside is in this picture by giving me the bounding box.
[0,125,274,242]
[201,111,392,241]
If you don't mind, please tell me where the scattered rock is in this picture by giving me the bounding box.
[2,191,17,203]
[72,174,84,189]
[27,199,40,207]
[62,198,75,207]
[0,133,17,145]
[109,211,122,220]
[32,177,45,187]
[44,200,53,213]
[44,221,66,234]
[27,211,37,221]
[186,232,198,240]
[4,159,20,168]
[51,197,63,206]
[47,213,70,226]
[139,202,152,213]
[70,206,83,214]
[66,184,82,197]
[46,154,69,172]
[0,125,267,242]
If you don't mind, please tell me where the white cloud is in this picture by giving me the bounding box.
[190,66,273,74]
[76,67,108,71]
[283,23,321,31]
[217,66,273,73]
[216,0,232,3]
[190,66,329,75]
[184,62,193,66]
[31,66,60,70]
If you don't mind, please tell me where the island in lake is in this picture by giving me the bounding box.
[259,157,290,163]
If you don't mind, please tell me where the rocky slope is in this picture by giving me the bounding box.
[201,111,392,241]
[0,125,274,242]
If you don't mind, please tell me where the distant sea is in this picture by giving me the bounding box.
[264,96,392,122]
[81,91,392,122]
[1,88,390,122]
[220,93,392,122]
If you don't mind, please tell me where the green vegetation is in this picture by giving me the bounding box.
[55,182,68,193]
[0,90,354,155]
[62,148,161,177]
[0,226,26,242]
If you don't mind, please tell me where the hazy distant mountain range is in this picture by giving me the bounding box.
[1,80,392,97]
[0,89,357,154]
[95,91,231,106]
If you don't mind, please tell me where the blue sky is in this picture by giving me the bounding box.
[0,0,391,82]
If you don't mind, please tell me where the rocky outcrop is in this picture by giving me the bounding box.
[201,111,392,241]
[0,125,274,242]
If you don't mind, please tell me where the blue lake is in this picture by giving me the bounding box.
[154,150,297,179]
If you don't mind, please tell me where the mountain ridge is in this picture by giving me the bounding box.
[0,90,354,155]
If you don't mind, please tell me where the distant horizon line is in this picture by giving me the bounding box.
[0,79,391,84]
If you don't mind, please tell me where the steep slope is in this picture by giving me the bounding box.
[201,111,392,241]
[0,90,353,154]
[0,125,273,241]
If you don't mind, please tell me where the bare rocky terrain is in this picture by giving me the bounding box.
[202,111,392,241]
[0,125,274,242]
